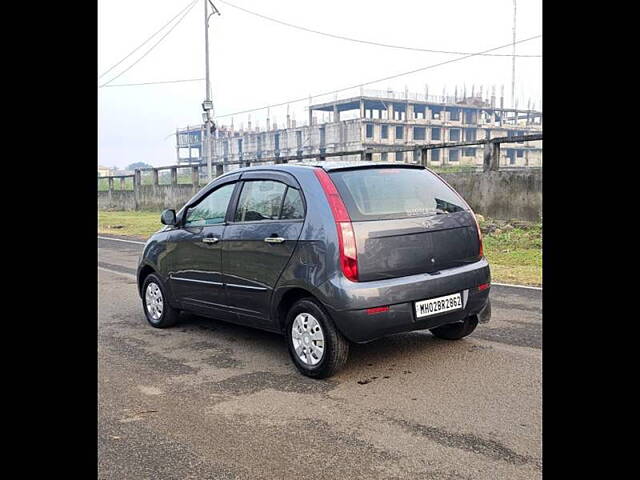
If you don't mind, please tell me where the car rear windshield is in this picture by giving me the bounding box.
[329,167,468,221]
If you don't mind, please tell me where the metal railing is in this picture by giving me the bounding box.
[98,132,542,192]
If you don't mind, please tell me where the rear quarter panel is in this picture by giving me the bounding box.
[269,167,341,328]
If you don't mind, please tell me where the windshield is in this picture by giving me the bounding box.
[329,168,468,222]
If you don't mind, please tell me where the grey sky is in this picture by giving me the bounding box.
[98,0,542,169]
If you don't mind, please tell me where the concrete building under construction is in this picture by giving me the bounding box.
[175,87,542,172]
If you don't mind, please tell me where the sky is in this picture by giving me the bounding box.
[98,0,542,169]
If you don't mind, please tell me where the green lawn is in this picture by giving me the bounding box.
[98,210,163,240]
[98,211,542,286]
[481,221,542,286]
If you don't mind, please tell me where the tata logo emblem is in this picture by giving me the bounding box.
[430,258,436,264]
[423,220,432,229]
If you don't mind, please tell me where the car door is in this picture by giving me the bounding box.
[222,171,306,327]
[168,180,238,320]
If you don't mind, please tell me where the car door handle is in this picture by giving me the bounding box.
[202,237,220,244]
[264,237,285,244]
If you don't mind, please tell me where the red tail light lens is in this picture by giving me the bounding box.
[367,306,390,315]
[314,169,359,281]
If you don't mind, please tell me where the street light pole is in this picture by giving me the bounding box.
[511,0,517,109]
[202,0,220,182]
[204,0,212,181]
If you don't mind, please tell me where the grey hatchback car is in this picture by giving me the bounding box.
[137,162,491,378]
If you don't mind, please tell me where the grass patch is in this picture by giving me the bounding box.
[98,210,162,240]
[97,210,542,286]
[430,164,478,174]
[481,222,542,287]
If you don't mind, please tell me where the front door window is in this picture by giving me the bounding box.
[185,183,235,227]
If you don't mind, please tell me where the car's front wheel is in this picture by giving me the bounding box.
[142,273,179,328]
[429,315,478,340]
[286,298,349,379]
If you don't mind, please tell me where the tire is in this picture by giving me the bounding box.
[430,315,478,340]
[142,273,180,328]
[286,298,349,379]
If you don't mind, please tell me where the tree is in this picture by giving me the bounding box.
[127,162,153,171]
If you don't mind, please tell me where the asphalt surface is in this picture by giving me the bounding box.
[98,235,542,479]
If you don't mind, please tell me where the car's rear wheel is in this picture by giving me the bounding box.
[286,298,349,379]
[429,315,478,340]
[142,274,179,328]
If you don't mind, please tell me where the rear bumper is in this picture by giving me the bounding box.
[320,258,491,343]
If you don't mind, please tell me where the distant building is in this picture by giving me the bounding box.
[176,88,542,172]
[98,165,112,177]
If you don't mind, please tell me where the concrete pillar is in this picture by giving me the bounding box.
[134,170,141,210]
[308,108,313,126]
[120,177,125,190]
[406,104,414,121]
[170,168,177,185]
[191,165,199,186]
[359,100,365,119]
[483,143,492,172]
[387,103,394,121]
[425,107,431,121]
[108,177,114,191]
[489,142,500,171]
[421,148,429,167]
[152,169,159,186]
[333,105,340,122]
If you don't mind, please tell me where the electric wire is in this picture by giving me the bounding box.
[99,0,199,80]
[214,34,541,119]
[102,78,205,87]
[217,0,541,58]
[99,0,199,88]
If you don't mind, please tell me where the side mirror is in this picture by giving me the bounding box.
[160,209,177,226]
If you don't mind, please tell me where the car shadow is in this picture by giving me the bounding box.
[174,312,460,376]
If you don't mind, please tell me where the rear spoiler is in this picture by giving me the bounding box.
[315,162,425,173]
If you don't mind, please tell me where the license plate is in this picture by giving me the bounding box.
[415,293,463,319]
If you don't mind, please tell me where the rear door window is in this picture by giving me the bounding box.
[234,180,287,222]
[329,168,467,221]
[233,180,305,222]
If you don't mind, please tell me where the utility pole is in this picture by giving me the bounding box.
[202,0,220,181]
[511,0,517,109]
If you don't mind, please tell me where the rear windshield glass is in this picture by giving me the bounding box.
[329,168,467,221]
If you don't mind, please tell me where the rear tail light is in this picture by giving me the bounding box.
[471,211,484,257]
[367,306,390,315]
[314,169,359,282]
[478,282,490,291]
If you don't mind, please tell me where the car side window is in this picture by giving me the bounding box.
[234,180,287,222]
[184,183,235,227]
[280,187,304,220]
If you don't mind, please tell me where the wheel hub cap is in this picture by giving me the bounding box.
[145,282,164,321]
[291,313,325,366]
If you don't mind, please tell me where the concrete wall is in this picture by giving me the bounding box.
[98,184,199,212]
[441,170,542,222]
[99,169,542,222]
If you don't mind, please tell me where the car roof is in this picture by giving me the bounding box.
[217,161,425,176]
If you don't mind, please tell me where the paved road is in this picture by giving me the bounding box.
[98,236,542,479]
